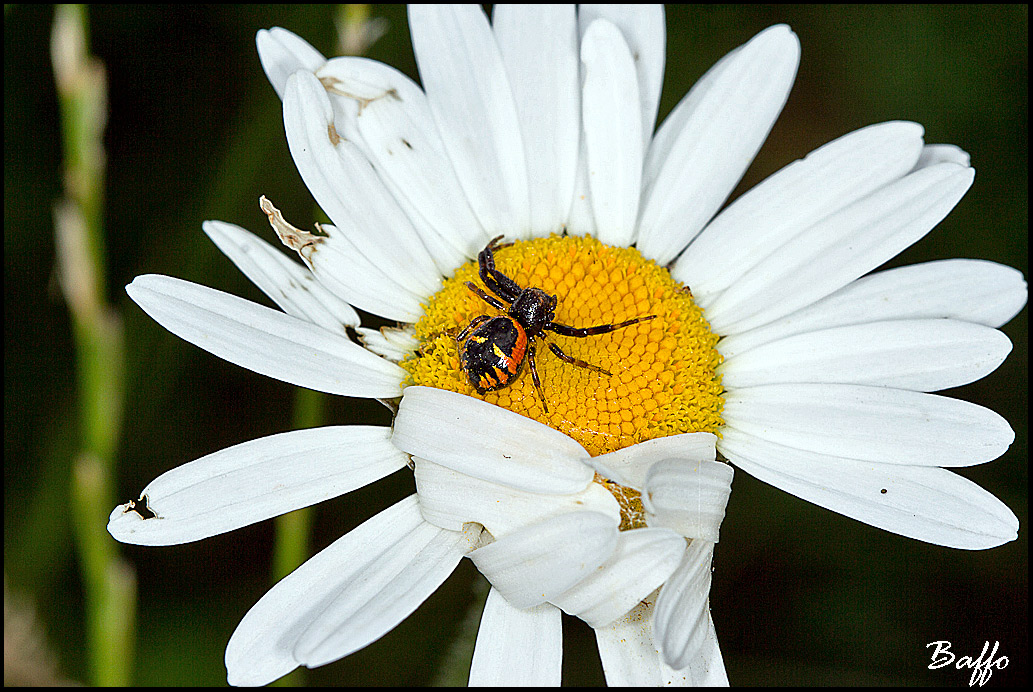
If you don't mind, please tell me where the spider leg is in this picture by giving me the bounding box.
[465,282,509,311]
[456,314,493,342]
[527,340,549,413]
[485,234,515,252]
[478,236,523,303]
[546,314,656,338]
[547,341,611,376]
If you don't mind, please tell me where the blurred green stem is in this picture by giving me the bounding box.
[335,4,387,56]
[52,4,134,686]
[272,387,326,584]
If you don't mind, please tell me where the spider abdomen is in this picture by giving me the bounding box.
[459,315,528,393]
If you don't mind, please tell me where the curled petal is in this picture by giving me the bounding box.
[587,432,717,490]
[469,511,619,609]
[413,457,619,537]
[393,387,593,494]
[643,459,734,542]
[551,527,685,628]
[594,592,727,686]
[653,540,717,671]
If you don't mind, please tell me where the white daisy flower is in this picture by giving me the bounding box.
[107,4,1025,687]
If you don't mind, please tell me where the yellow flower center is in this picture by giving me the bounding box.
[401,235,724,458]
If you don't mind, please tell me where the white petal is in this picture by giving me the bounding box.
[469,588,562,686]
[570,3,667,240]
[107,426,405,546]
[355,325,417,363]
[643,459,734,542]
[565,140,597,237]
[594,593,726,686]
[719,319,1013,392]
[393,387,594,494]
[202,220,360,334]
[414,457,620,537]
[706,163,975,334]
[126,275,405,397]
[594,597,665,686]
[637,25,800,264]
[675,121,925,301]
[315,57,490,264]
[915,143,971,169]
[282,71,441,298]
[722,383,1015,467]
[718,259,1029,358]
[676,610,728,686]
[653,540,716,671]
[578,4,666,145]
[256,27,326,99]
[274,220,424,322]
[586,432,717,490]
[580,19,643,246]
[375,324,419,351]
[551,527,685,628]
[493,4,579,237]
[294,525,473,668]
[409,4,530,237]
[469,511,618,609]
[720,428,1019,549]
[225,496,471,685]
[640,31,739,195]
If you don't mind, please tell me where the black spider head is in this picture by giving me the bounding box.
[509,287,557,335]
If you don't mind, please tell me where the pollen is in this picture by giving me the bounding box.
[401,235,724,457]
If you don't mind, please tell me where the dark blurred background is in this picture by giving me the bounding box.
[4,4,1026,686]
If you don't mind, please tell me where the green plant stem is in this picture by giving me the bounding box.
[272,388,327,584]
[52,4,133,686]
[72,455,136,685]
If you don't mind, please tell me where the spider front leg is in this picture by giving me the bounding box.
[478,235,522,303]
[546,314,656,337]
[465,281,509,311]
